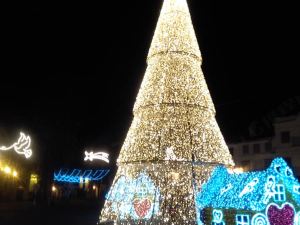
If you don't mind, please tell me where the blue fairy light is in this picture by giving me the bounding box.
[53,169,110,183]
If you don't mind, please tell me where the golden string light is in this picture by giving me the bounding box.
[100,0,234,224]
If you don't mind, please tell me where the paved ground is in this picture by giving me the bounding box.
[0,200,102,225]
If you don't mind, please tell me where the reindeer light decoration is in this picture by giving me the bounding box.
[0,132,32,159]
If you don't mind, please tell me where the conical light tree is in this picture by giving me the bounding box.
[100,0,234,224]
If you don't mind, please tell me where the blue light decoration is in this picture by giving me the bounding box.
[104,173,160,220]
[236,214,250,225]
[212,209,225,225]
[266,202,295,225]
[295,211,300,225]
[251,213,268,225]
[195,158,300,225]
[53,169,110,183]
[294,185,300,195]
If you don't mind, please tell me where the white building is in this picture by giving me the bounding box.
[228,113,300,177]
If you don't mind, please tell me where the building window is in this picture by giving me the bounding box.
[253,144,260,154]
[292,136,300,146]
[281,131,290,143]
[236,214,250,225]
[274,184,286,202]
[242,145,249,154]
[265,142,273,153]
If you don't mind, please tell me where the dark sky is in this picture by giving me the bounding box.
[1,0,299,166]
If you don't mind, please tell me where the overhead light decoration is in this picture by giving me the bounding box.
[54,169,110,183]
[0,132,32,159]
[84,151,109,163]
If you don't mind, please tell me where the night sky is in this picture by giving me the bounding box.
[1,0,299,166]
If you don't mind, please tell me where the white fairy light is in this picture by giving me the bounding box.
[0,132,32,159]
[84,151,110,163]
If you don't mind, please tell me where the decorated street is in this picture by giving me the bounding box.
[0,0,299,224]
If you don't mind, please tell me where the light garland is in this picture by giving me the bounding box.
[54,169,110,183]
[100,0,234,224]
[84,151,109,163]
[0,132,32,159]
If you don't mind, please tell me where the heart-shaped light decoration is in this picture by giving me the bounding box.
[267,203,294,225]
[133,198,152,218]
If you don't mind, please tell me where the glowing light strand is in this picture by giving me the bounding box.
[0,132,32,159]
[53,169,110,183]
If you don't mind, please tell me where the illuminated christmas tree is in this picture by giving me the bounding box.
[100,0,234,224]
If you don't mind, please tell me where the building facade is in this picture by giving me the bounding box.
[229,114,300,177]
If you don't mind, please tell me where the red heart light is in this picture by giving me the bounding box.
[133,198,152,218]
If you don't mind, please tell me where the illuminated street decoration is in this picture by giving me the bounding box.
[84,151,109,163]
[274,184,286,202]
[220,183,233,196]
[196,158,300,225]
[294,185,300,194]
[103,173,160,220]
[0,132,32,159]
[164,147,184,161]
[239,178,259,198]
[54,169,109,183]
[267,203,295,225]
[295,212,300,225]
[236,214,250,225]
[212,209,225,225]
[100,0,234,223]
[262,176,275,204]
[251,213,268,225]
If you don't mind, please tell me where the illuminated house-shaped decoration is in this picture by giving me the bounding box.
[196,158,300,225]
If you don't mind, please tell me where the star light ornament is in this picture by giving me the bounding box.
[0,132,32,159]
[84,151,109,164]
